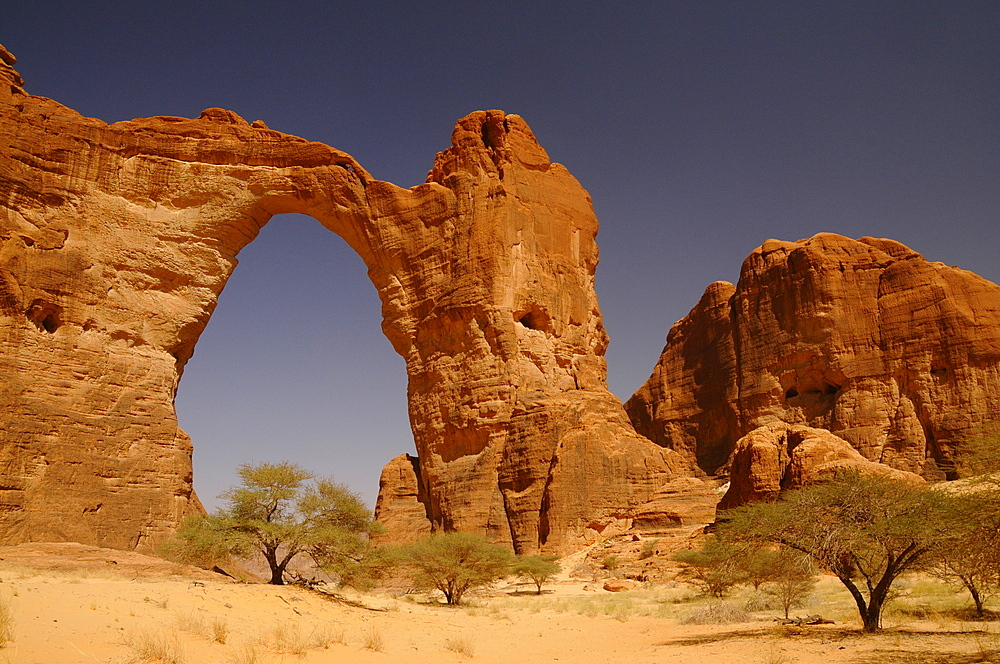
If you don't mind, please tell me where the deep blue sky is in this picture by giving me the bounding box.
[7,2,999,509]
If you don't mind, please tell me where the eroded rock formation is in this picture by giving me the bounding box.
[718,424,924,509]
[0,46,695,554]
[627,233,1000,481]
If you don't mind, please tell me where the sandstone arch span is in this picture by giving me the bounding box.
[0,49,696,553]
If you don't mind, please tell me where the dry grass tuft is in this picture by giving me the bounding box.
[269,621,335,655]
[123,629,185,664]
[0,596,12,648]
[227,639,266,664]
[211,617,229,644]
[173,610,205,635]
[444,634,476,657]
[679,600,752,625]
[363,626,385,652]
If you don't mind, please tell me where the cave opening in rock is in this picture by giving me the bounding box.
[173,213,412,512]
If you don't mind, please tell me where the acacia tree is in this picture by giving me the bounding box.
[672,535,746,598]
[930,487,1000,616]
[513,555,561,594]
[171,462,382,585]
[402,532,513,605]
[719,473,949,632]
[761,549,818,619]
[929,430,1000,616]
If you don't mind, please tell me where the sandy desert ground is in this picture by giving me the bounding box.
[0,542,997,664]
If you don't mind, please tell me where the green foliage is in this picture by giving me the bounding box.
[760,549,818,619]
[929,487,1000,617]
[166,462,383,586]
[402,532,513,605]
[719,472,950,632]
[513,555,561,594]
[160,514,234,568]
[638,539,659,560]
[953,424,1000,479]
[601,555,620,573]
[672,536,745,598]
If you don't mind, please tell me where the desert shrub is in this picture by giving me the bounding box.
[638,539,659,560]
[720,472,951,632]
[672,536,744,598]
[362,626,384,652]
[513,555,561,594]
[601,555,620,573]
[761,551,817,619]
[163,462,383,586]
[444,634,475,657]
[401,532,513,605]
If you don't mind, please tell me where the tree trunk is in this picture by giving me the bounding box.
[270,566,286,585]
[264,548,285,585]
[862,601,882,633]
[969,584,984,618]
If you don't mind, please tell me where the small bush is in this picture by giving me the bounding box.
[601,555,620,573]
[512,555,560,594]
[401,532,513,605]
[672,537,744,598]
[638,540,659,560]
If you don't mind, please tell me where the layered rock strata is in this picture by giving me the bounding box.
[626,233,1000,480]
[0,46,691,553]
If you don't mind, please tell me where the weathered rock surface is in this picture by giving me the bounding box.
[0,48,688,554]
[603,578,637,592]
[627,233,1000,481]
[718,424,924,509]
[373,455,431,544]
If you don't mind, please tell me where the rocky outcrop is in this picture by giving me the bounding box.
[0,47,689,554]
[373,455,431,544]
[627,233,1000,480]
[718,424,924,509]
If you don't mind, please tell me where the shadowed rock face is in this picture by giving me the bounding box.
[0,47,688,554]
[626,233,1000,480]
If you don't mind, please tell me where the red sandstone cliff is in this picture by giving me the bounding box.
[0,45,701,554]
[626,233,1000,483]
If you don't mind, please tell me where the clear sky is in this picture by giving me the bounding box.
[7,2,999,510]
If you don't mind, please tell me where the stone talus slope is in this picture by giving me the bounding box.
[626,233,1000,481]
[0,48,692,554]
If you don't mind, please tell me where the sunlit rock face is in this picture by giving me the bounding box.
[717,423,925,510]
[626,233,1000,480]
[0,46,688,554]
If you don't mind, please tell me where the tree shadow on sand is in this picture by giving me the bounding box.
[656,626,999,663]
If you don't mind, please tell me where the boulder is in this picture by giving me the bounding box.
[718,424,924,509]
[603,579,637,592]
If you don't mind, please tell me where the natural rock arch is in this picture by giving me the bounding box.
[0,49,694,554]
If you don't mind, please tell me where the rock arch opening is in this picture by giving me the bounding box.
[174,213,411,509]
[1,61,683,555]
